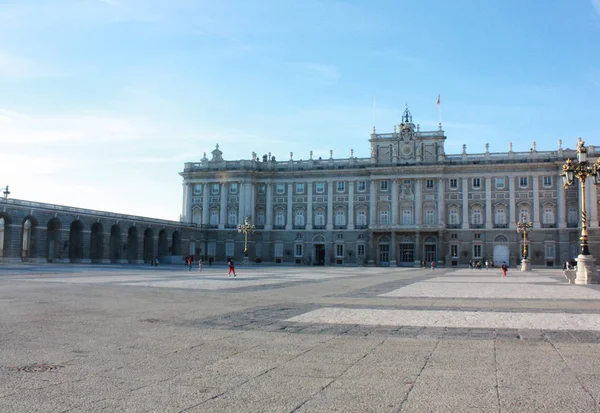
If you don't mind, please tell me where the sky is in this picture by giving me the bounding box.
[1,0,599,221]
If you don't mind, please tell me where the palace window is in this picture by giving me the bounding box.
[336,182,345,192]
[495,206,506,225]
[568,207,578,225]
[192,208,201,225]
[294,210,305,226]
[426,179,434,189]
[519,176,528,188]
[335,210,346,226]
[275,210,285,227]
[210,210,219,225]
[295,243,303,257]
[358,181,367,192]
[357,244,365,257]
[545,243,555,259]
[471,207,482,224]
[425,209,435,225]
[316,182,325,194]
[315,210,325,226]
[256,211,265,226]
[229,183,238,194]
[449,179,458,189]
[225,241,234,257]
[336,244,344,257]
[193,184,202,194]
[473,244,482,259]
[212,183,220,194]
[519,207,530,222]
[379,244,389,262]
[228,211,237,226]
[543,207,555,225]
[296,183,305,194]
[472,178,481,189]
[379,210,389,225]
[356,210,367,226]
[450,244,458,258]
[495,177,505,189]
[449,208,459,225]
[276,183,285,194]
[257,184,266,194]
[380,180,389,191]
[543,176,552,187]
[402,209,412,225]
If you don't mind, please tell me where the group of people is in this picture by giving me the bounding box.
[182,256,236,276]
[468,259,495,270]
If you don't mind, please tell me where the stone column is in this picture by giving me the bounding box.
[588,177,598,228]
[238,181,245,224]
[327,181,333,230]
[249,183,256,222]
[414,232,421,267]
[509,176,516,229]
[437,178,445,226]
[558,174,566,228]
[219,183,227,229]
[369,180,376,227]
[462,178,469,229]
[182,183,192,223]
[389,231,396,266]
[81,229,91,263]
[415,179,421,225]
[391,179,398,226]
[202,183,209,226]
[485,177,492,228]
[265,183,273,231]
[306,182,313,230]
[532,175,540,227]
[348,181,354,230]
[286,183,293,230]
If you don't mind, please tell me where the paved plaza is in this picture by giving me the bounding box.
[2,264,600,412]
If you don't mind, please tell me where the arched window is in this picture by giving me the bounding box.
[275,210,285,227]
[256,210,265,226]
[425,209,435,225]
[228,210,237,226]
[543,205,555,225]
[567,204,578,226]
[519,206,530,222]
[379,209,389,225]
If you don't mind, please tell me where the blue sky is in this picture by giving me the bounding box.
[1,0,599,220]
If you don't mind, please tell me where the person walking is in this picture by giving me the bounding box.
[501,262,508,277]
[187,256,193,271]
[485,259,490,270]
[198,258,203,272]
[430,261,435,271]
[228,259,236,277]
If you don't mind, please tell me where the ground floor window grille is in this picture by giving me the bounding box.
[399,243,414,263]
[336,244,344,257]
[473,244,482,259]
[424,244,436,263]
[545,243,555,259]
[450,244,458,259]
[357,243,365,257]
[295,243,303,257]
[379,244,389,263]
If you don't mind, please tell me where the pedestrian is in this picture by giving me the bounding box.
[198,258,203,272]
[501,261,508,277]
[187,256,193,271]
[430,261,435,271]
[228,259,236,277]
[485,259,490,270]
[209,257,212,268]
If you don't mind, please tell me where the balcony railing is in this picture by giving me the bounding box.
[313,225,326,230]
[470,224,484,229]
[446,224,461,229]
[541,223,556,228]
[567,222,579,228]
[493,223,509,228]
[273,225,285,230]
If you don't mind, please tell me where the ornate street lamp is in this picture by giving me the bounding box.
[2,185,9,200]
[516,213,533,271]
[560,137,600,284]
[237,216,255,260]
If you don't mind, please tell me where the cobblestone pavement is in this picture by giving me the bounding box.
[2,264,600,412]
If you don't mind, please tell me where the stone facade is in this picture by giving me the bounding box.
[0,199,203,264]
[180,108,600,267]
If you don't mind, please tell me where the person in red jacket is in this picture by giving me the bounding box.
[501,262,508,277]
[228,259,236,277]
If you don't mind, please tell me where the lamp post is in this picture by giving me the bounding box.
[561,137,600,284]
[2,185,9,200]
[237,216,255,265]
[516,213,533,271]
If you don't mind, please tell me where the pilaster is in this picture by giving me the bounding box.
[326,181,333,230]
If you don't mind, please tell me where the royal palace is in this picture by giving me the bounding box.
[180,108,598,267]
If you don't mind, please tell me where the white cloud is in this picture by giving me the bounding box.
[0,51,43,78]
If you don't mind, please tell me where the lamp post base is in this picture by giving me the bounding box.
[520,258,532,272]
[575,254,599,284]
[242,256,251,266]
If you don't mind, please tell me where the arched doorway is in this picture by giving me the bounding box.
[312,235,326,266]
[46,218,62,262]
[143,228,153,263]
[127,227,138,263]
[423,236,437,265]
[158,230,168,258]
[21,217,38,261]
[110,225,121,263]
[90,223,104,263]
[172,231,181,256]
[378,236,390,266]
[69,220,84,262]
[493,234,509,266]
